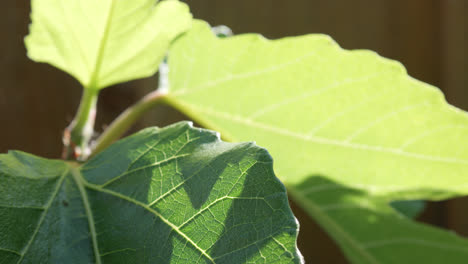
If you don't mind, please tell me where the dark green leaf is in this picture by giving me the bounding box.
[390,200,425,219]
[0,122,301,263]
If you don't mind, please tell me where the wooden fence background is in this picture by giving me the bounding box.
[1,0,466,262]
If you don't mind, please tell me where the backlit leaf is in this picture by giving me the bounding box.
[25,0,191,89]
[164,20,468,263]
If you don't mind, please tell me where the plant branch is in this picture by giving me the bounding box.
[63,88,99,160]
[90,89,167,158]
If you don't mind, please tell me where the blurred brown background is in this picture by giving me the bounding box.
[1,0,466,263]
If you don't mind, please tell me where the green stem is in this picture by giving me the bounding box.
[64,88,99,160]
[90,90,167,158]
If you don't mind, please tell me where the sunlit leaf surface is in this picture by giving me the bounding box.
[25,0,191,89]
[0,122,301,263]
[166,20,468,264]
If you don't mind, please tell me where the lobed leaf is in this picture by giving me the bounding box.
[0,122,301,263]
[25,0,192,90]
[164,20,468,263]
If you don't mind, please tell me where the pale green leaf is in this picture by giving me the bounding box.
[165,20,468,263]
[0,122,301,263]
[25,0,191,90]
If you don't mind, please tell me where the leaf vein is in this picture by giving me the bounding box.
[249,74,382,120]
[0,248,21,256]
[189,104,468,165]
[344,102,430,142]
[70,167,102,264]
[174,51,319,96]
[16,168,69,263]
[84,183,215,263]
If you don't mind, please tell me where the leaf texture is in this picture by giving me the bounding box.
[25,0,191,89]
[0,122,301,264]
[164,20,468,263]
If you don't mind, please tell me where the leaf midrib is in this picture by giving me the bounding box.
[88,0,117,89]
[82,181,216,263]
[70,166,102,264]
[167,98,468,165]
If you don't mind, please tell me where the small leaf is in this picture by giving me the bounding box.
[25,0,192,90]
[0,122,301,263]
[164,20,468,263]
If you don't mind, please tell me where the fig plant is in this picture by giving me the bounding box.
[1,0,468,263]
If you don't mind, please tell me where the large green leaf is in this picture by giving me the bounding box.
[164,21,468,263]
[0,122,301,263]
[25,0,191,90]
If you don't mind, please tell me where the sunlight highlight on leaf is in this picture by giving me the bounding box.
[0,122,302,263]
